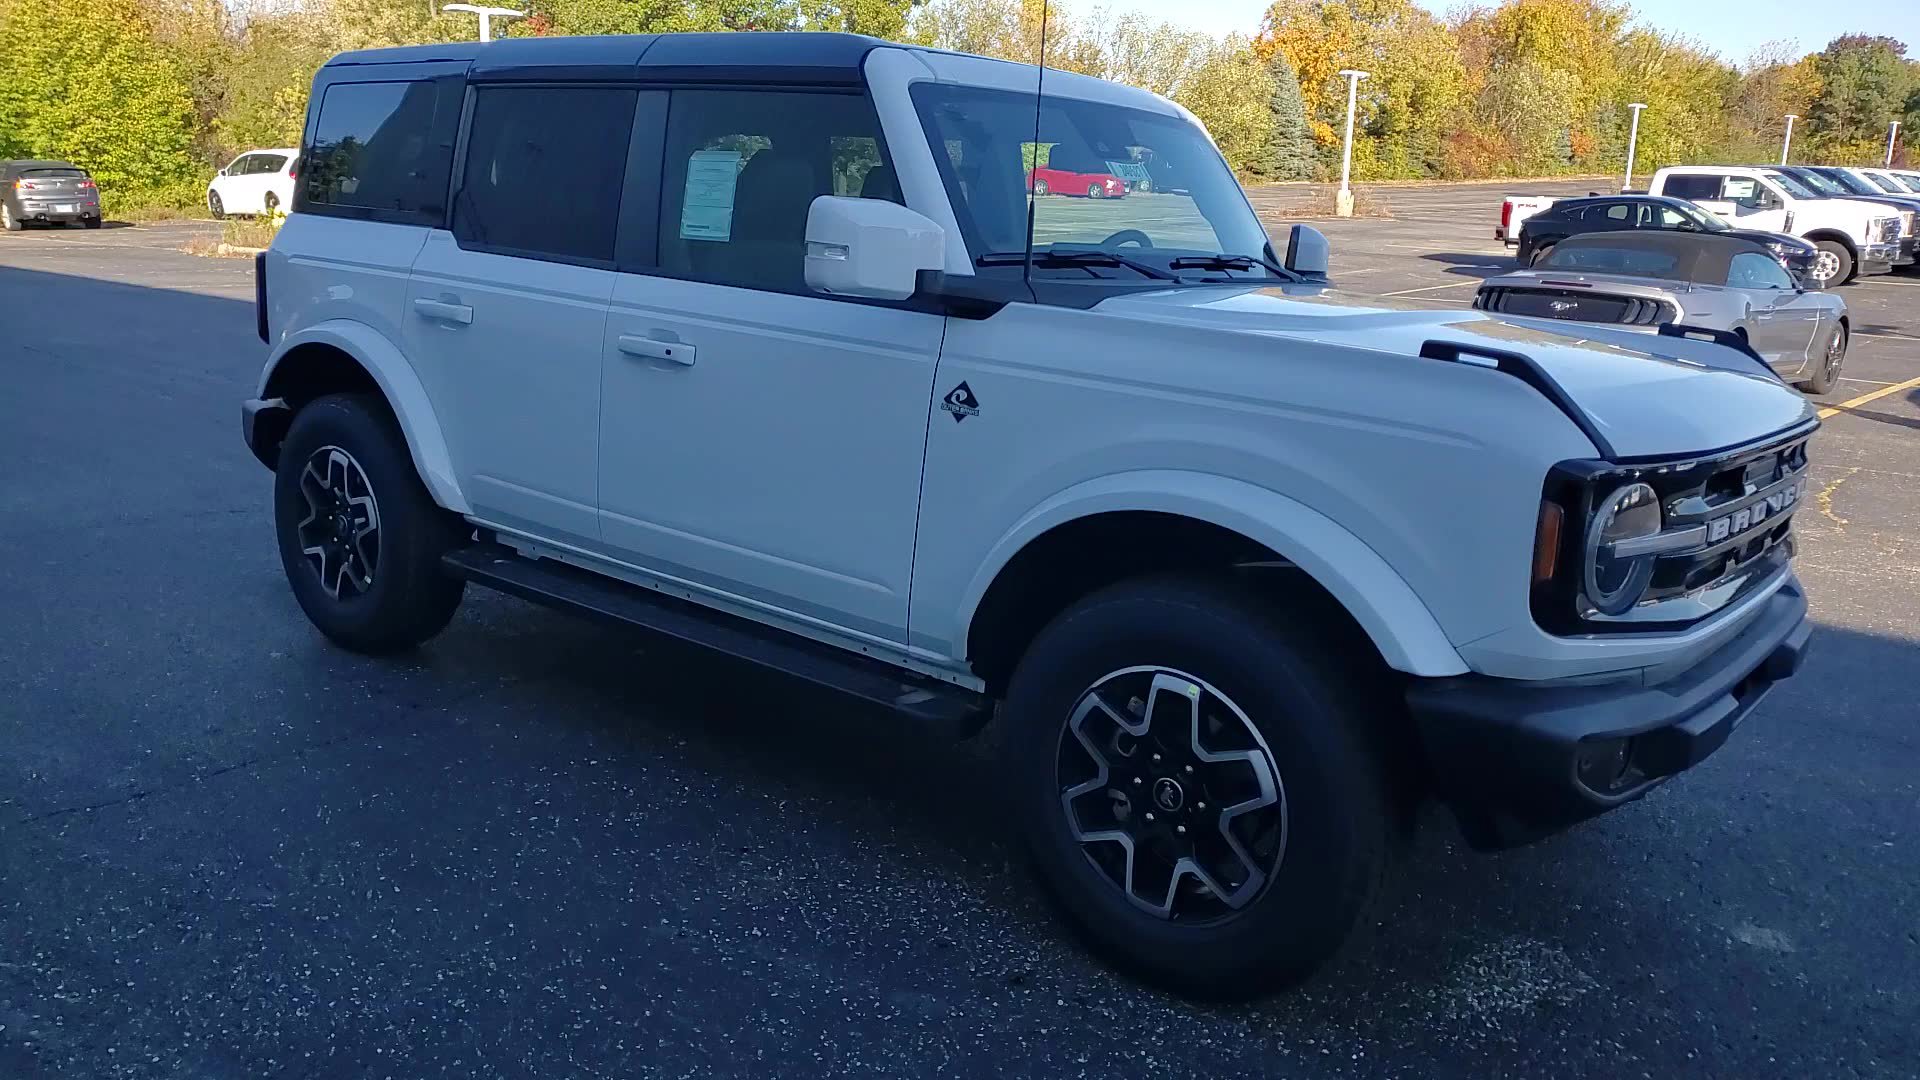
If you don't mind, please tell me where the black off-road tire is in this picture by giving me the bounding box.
[274,394,466,654]
[1006,575,1402,999]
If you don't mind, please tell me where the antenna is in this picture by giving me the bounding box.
[1023,0,1050,285]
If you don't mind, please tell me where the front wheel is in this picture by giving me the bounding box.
[1798,323,1846,395]
[208,191,225,220]
[1087,182,1105,199]
[1007,576,1400,999]
[274,394,466,654]
[1032,178,1050,197]
[1810,241,1853,287]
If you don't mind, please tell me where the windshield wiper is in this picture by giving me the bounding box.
[976,249,1177,281]
[1166,253,1297,280]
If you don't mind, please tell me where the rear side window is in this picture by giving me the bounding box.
[254,154,289,175]
[453,85,637,264]
[304,79,449,220]
[1661,174,1723,201]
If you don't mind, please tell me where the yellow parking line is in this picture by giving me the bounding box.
[1817,375,1920,419]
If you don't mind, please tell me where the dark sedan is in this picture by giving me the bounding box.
[1516,194,1819,283]
[0,159,102,231]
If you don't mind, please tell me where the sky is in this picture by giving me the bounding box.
[1094,0,1919,64]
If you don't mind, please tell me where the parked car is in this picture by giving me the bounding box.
[1515,193,1820,282]
[1648,165,1901,286]
[1477,231,1847,393]
[1495,193,1559,245]
[1774,165,1918,270]
[1029,145,1129,198]
[207,148,299,219]
[245,33,1815,999]
[0,160,102,231]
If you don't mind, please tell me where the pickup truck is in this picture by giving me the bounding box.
[1496,194,1560,246]
[1648,165,1902,286]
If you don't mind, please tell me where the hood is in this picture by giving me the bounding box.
[1724,228,1816,253]
[1097,284,1816,460]
[1819,197,1905,222]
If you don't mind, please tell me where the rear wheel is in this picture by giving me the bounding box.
[83,217,102,229]
[274,394,467,654]
[1810,241,1853,287]
[263,191,280,215]
[1032,178,1050,197]
[1528,242,1555,267]
[1087,182,1105,199]
[1008,576,1400,999]
[1798,323,1846,395]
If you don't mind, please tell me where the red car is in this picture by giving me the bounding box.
[1029,148,1128,199]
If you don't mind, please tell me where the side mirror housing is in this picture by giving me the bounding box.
[1282,224,1330,279]
[804,196,945,301]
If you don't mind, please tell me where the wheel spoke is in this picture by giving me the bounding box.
[291,445,380,601]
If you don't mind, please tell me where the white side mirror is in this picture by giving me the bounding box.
[804,195,944,301]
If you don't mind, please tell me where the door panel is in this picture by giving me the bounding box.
[598,277,943,641]
[406,230,615,545]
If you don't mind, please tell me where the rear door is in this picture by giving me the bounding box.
[404,82,637,547]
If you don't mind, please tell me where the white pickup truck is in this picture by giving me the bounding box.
[1648,165,1903,286]
[1495,194,1561,246]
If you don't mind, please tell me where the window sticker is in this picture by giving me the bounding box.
[680,149,741,242]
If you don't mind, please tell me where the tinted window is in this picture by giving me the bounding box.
[1728,252,1794,289]
[254,154,289,175]
[1600,203,1631,221]
[454,85,636,264]
[1662,174,1724,201]
[1541,243,1681,279]
[305,80,441,213]
[656,90,898,293]
[22,168,86,179]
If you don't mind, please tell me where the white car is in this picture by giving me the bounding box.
[242,34,1816,999]
[207,147,298,218]
[1648,165,1901,285]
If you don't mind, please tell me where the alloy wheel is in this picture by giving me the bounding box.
[1825,326,1846,379]
[295,446,381,600]
[1056,667,1287,922]
[1811,250,1840,283]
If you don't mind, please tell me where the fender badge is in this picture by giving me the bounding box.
[941,382,980,423]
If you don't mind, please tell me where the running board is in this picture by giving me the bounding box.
[441,544,989,735]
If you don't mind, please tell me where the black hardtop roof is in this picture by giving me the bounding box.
[1551,230,1767,281]
[322,31,893,83]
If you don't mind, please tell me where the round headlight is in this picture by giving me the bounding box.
[1584,482,1661,616]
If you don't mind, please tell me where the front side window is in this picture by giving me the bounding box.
[654,89,899,293]
[912,83,1274,281]
[1728,251,1794,289]
[454,85,636,263]
[305,80,442,214]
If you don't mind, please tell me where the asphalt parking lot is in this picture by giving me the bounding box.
[2,194,1917,1079]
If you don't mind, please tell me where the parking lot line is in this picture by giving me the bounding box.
[1383,280,1479,296]
[1817,375,1920,419]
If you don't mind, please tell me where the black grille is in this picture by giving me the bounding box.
[1475,286,1674,326]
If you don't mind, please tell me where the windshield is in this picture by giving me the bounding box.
[1790,169,1851,196]
[1665,202,1728,231]
[1860,171,1904,194]
[911,83,1274,279]
[1893,173,1920,193]
[1762,171,1818,199]
[1809,167,1873,195]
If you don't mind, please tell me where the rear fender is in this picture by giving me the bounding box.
[259,320,469,514]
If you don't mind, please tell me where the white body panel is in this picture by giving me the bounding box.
[1498,196,1557,243]
[1649,166,1890,246]
[209,148,298,216]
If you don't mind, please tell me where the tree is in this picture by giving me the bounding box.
[1807,34,1915,160]
[1174,38,1278,176]
[1250,50,1316,180]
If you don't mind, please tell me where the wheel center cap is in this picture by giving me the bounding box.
[1151,777,1185,812]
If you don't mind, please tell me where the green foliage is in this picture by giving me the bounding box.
[1173,38,1279,177]
[1248,51,1316,180]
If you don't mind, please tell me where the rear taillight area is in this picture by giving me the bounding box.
[255,251,269,344]
[1500,201,1514,230]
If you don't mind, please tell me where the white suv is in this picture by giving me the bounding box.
[244,34,1816,998]
[1648,165,1902,285]
[207,147,298,218]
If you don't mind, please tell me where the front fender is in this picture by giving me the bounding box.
[261,320,469,515]
[954,470,1469,678]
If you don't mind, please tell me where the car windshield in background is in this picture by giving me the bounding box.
[912,83,1274,280]
[1791,170,1852,196]
[1862,172,1903,193]
[1762,171,1819,199]
[1894,174,1920,193]
[1541,243,1681,279]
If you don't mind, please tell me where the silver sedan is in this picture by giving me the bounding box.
[1475,231,1849,394]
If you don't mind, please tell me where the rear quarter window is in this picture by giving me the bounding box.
[302,78,457,223]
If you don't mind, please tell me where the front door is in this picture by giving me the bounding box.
[403,83,639,547]
[1729,251,1819,378]
[596,87,944,643]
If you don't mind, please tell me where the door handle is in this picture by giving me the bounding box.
[413,298,473,325]
[617,334,695,366]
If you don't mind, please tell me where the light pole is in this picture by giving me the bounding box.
[1335,69,1368,218]
[1622,103,1647,191]
[1780,114,1797,165]
[442,3,522,41]
[1889,121,1903,167]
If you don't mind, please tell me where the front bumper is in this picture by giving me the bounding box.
[1860,241,1898,275]
[1408,576,1811,850]
[242,396,291,470]
[1896,235,1917,267]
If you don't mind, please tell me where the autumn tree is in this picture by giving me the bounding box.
[1807,34,1915,160]
[1174,37,1279,176]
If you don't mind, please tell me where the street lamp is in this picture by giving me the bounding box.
[1780,114,1797,166]
[1335,69,1368,218]
[442,3,522,41]
[1622,103,1647,192]
[1889,121,1903,168]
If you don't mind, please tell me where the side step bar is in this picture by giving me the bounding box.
[442,544,989,735]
